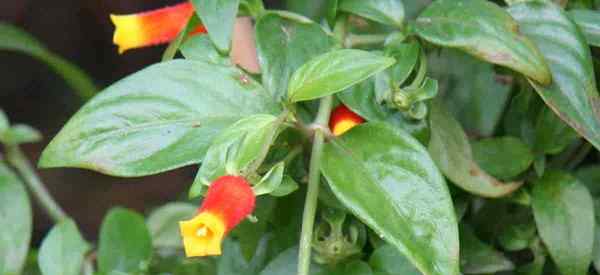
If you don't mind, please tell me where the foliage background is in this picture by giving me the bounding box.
[0,0,287,245]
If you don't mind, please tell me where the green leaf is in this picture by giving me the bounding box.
[429,49,512,137]
[428,101,523,197]
[531,170,594,275]
[189,114,281,198]
[288,49,395,102]
[593,199,600,273]
[256,12,335,101]
[253,162,285,196]
[191,0,240,53]
[471,137,534,180]
[385,41,420,88]
[498,221,537,251]
[576,165,600,197]
[415,0,551,85]
[162,15,200,62]
[146,202,196,249]
[180,34,229,65]
[337,77,429,143]
[1,124,43,146]
[217,238,270,275]
[97,208,153,274]
[38,219,90,275]
[0,109,8,134]
[39,60,279,177]
[317,261,373,275]
[260,246,323,275]
[339,0,404,27]
[0,162,32,275]
[230,196,276,261]
[271,175,299,197]
[508,2,600,152]
[533,106,579,155]
[321,122,459,275]
[369,244,421,275]
[0,23,96,99]
[569,9,600,47]
[460,225,514,274]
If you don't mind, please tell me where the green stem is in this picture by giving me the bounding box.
[6,146,68,222]
[297,95,333,275]
[345,34,388,48]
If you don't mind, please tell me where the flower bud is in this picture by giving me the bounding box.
[179,175,255,257]
[329,105,365,136]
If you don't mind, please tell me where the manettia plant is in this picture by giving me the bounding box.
[4,0,600,274]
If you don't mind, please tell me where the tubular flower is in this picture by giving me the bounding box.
[110,2,206,53]
[179,175,255,257]
[329,105,365,136]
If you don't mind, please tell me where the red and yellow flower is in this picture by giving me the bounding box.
[110,2,206,53]
[179,175,255,257]
[329,105,365,136]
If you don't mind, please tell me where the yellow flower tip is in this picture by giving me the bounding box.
[179,212,226,257]
[333,120,360,136]
[110,14,145,54]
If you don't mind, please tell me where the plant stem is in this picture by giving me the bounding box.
[6,146,68,222]
[297,95,333,275]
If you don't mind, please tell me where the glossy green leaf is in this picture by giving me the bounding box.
[288,49,395,102]
[0,23,96,99]
[471,137,534,180]
[369,244,421,275]
[256,12,335,101]
[429,49,512,137]
[415,0,551,85]
[339,0,404,27]
[576,165,600,197]
[1,124,43,146]
[498,221,537,251]
[180,34,229,65]
[270,175,299,197]
[593,199,600,273]
[162,15,200,61]
[531,170,594,275]
[569,9,600,47]
[191,0,239,53]
[503,87,542,147]
[217,238,270,275]
[385,41,420,88]
[38,219,90,275]
[253,162,285,196]
[230,196,276,261]
[337,77,429,143]
[0,162,32,275]
[428,101,523,197]
[321,122,459,275]
[508,2,600,152]
[259,246,323,275]
[533,106,579,155]
[285,0,335,22]
[39,60,279,177]
[98,208,152,274]
[146,202,196,249]
[317,261,373,275]
[460,225,514,274]
[0,109,8,134]
[190,114,281,197]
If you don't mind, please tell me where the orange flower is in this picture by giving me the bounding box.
[110,2,206,54]
[179,175,255,257]
[329,105,365,136]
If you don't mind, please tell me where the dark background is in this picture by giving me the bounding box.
[0,0,284,244]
